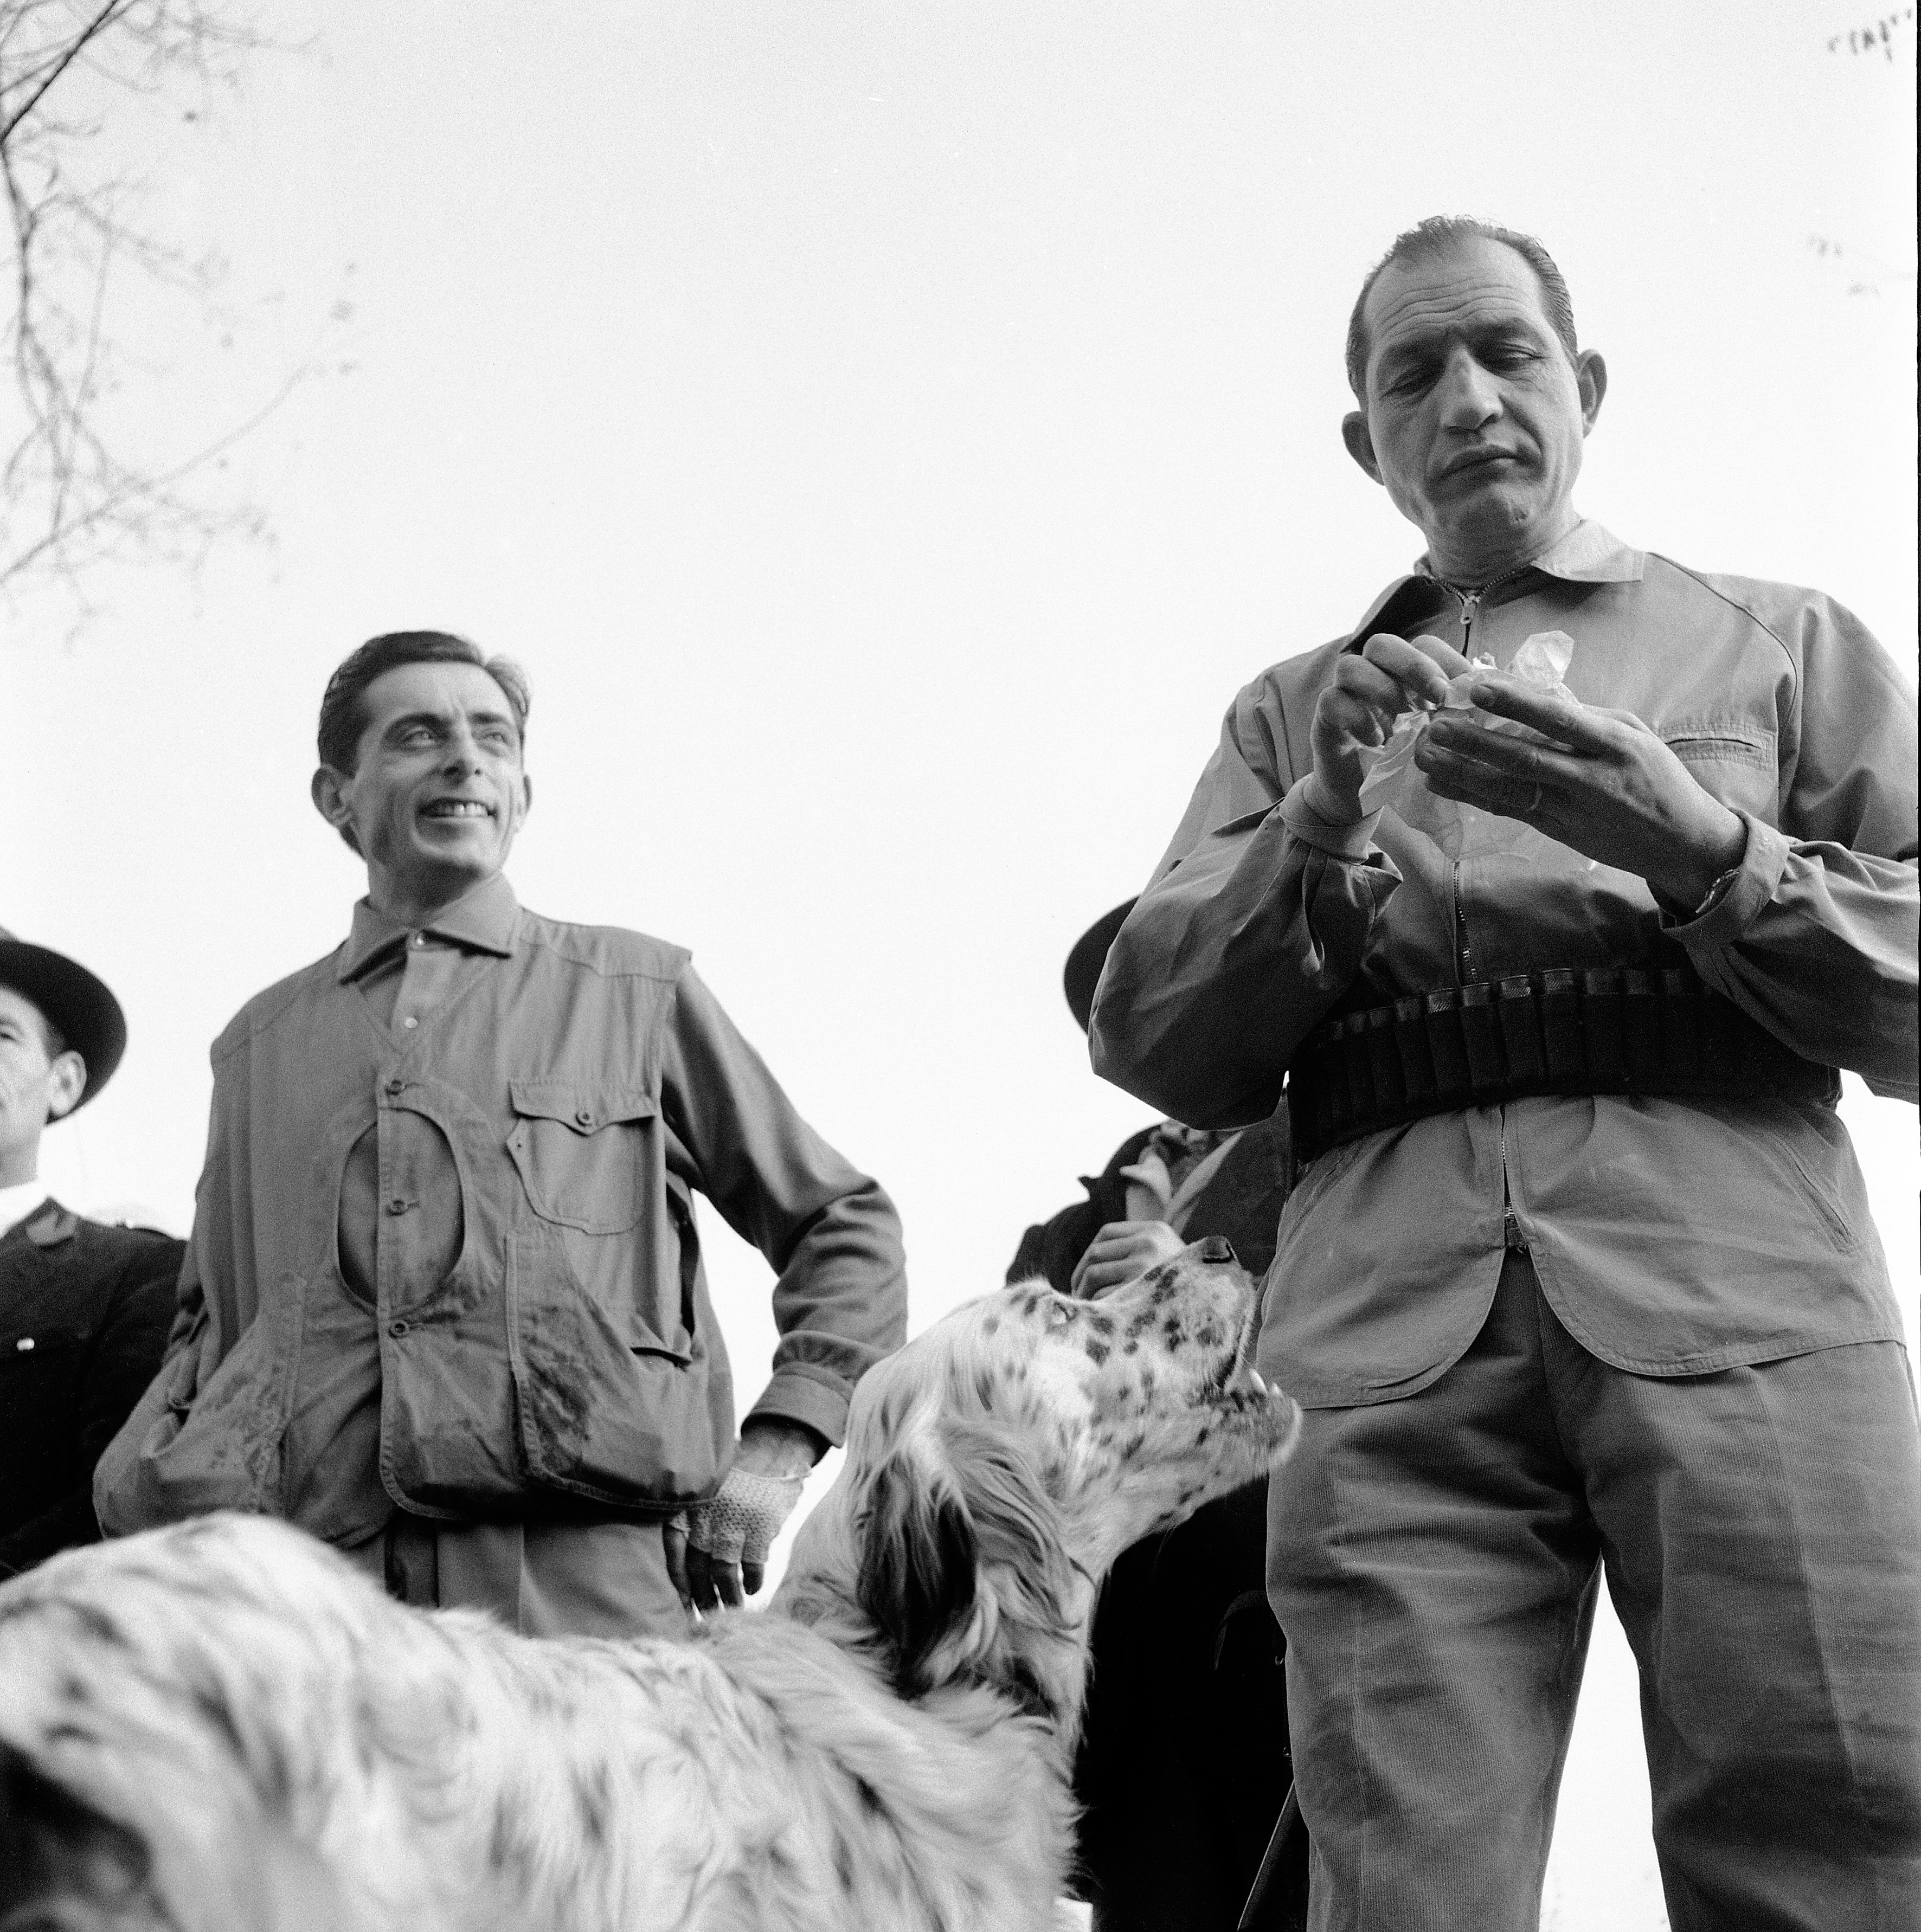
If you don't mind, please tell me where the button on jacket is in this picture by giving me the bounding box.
[95,876,907,1539]
[1089,524,1917,1406]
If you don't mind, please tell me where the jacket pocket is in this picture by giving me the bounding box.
[1660,724,1777,822]
[504,1229,733,1507]
[96,1291,296,1528]
[506,1080,656,1234]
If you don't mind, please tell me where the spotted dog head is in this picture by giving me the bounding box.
[777,1239,1299,1741]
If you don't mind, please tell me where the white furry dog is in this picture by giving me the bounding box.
[0,1239,1297,1932]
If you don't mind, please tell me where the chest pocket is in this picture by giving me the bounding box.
[1660,723,1777,822]
[507,1081,657,1234]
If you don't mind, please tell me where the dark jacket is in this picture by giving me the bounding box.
[0,1202,182,1577]
[1007,1116,1295,1297]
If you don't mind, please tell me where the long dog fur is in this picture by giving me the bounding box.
[0,1242,1299,1932]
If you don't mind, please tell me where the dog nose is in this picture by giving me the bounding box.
[1198,1236,1238,1265]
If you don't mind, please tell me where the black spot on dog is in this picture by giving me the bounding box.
[574,1765,609,1847]
[1084,1339,1110,1367]
[982,1315,1000,1336]
[488,1799,517,1872]
[856,1776,888,1819]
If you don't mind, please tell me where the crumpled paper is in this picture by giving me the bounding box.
[1356,629,1576,858]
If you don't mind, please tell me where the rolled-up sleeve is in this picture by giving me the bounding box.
[1089,675,1400,1129]
[1666,596,1918,1102]
[659,967,908,1445]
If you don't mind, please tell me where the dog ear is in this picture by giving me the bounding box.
[856,1416,1076,1714]
[855,1445,979,1701]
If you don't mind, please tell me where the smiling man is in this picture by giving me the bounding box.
[97,631,907,1637]
[1090,219,1918,1929]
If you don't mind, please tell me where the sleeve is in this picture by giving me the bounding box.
[1663,596,1919,1102]
[0,1235,182,1575]
[658,966,909,1447]
[1088,670,1402,1129]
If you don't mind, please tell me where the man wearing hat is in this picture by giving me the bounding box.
[1011,901,1304,1932]
[0,930,183,1577]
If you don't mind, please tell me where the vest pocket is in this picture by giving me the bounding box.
[504,1229,733,1506]
[506,1079,656,1234]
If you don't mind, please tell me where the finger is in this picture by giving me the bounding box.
[686,1545,719,1614]
[1075,1260,1132,1296]
[663,1520,692,1608]
[1424,712,1567,777]
[715,1561,745,1609]
[1359,632,1463,705]
[1415,740,1546,821]
[1461,674,1610,751]
[1332,652,1424,727]
[1072,1233,1145,1293]
[1402,630,1479,681]
[742,1560,766,1596]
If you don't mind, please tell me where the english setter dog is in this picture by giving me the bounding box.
[0,1238,1297,1932]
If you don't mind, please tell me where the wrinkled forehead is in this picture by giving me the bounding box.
[1363,238,1557,368]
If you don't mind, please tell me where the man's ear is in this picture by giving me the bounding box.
[1342,409,1383,484]
[44,1049,86,1123]
[311,767,363,856]
[1575,349,1608,434]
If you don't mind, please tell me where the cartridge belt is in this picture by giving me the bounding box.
[1286,964,1840,1165]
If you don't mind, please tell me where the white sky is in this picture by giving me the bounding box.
[3,7,1914,1926]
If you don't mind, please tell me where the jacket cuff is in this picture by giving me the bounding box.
[1659,811,1787,955]
[744,1367,852,1451]
[1280,776,1383,861]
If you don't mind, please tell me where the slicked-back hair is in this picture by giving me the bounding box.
[1344,216,1578,403]
[316,630,531,777]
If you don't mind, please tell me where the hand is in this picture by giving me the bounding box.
[1070,1219,1188,1299]
[1415,672,1746,906]
[665,1419,821,1613]
[1306,633,1477,821]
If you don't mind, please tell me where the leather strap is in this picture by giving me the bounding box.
[1286,963,1841,1164]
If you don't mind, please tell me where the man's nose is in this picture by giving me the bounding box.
[1436,349,1502,429]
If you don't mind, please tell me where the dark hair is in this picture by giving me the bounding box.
[1345,216,1578,403]
[316,631,531,776]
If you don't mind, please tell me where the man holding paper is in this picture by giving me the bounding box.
[1090,217,1918,1929]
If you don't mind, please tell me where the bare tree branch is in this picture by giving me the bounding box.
[1,0,299,626]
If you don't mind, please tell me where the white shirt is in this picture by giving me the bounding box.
[0,1179,50,1240]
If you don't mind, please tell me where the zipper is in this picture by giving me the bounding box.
[1499,1112,1524,1250]
[1429,561,1531,1253]
[1435,562,1528,658]
[1451,858,1474,982]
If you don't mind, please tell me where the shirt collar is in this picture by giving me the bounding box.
[1346,519,1645,649]
[1415,518,1646,588]
[0,1179,49,1241]
[337,872,522,983]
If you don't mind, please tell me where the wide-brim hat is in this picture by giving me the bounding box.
[0,929,126,1109]
[1063,899,1137,1034]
